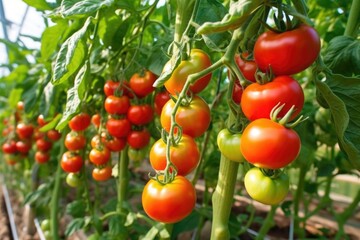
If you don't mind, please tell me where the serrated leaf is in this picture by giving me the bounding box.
[66,200,87,218]
[65,218,85,237]
[52,17,91,85]
[41,20,68,61]
[60,0,115,18]
[23,0,53,10]
[315,74,360,170]
[323,36,360,76]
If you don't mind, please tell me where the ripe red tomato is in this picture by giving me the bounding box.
[232,83,243,104]
[129,71,157,98]
[37,115,48,126]
[89,146,111,165]
[47,129,62,141]
[103,136,126,152]
[104,95,130,115]
[61,151,83,173]
[127,104,153,125]
[142,176,196,223]
[33,128,45,140]
[104,80,120,97]
[16,123,34,140]
[106,118,131,138]
[16,140,32,154]
[240,118,301,169]
[150,135,200,176]
[68,113,91,131]
[64,132,86,151]
[154,90,171,115]
[241,76,304,121]
[17,101,24,111]
[234,52,257,82]
[127,129,151,149]
[35,151,50,164]
[2,141,17,154]
[92,166,112,181]
[36,138,52,152]
[161,96,211,138]
[254,24,320,76]
[91,114,101,128]
[164,49,212,95]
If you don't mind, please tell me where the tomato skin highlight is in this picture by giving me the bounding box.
[161,96,211,138]
[254,24,320,76]
[164,49,212,95]
[150,135,200,176]
[241,75,304,121]
[244,167,289,205]
[142,176,196,223]
[217,129,244,162]
[240,119,301,169]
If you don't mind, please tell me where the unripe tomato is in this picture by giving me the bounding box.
[164,49,212,95]
[142,176,196,223]
[129,71,157,98]
[128,147,147,162]
[241,75,304,121]
[69,113,91,131]
[244,168,289,205]
[254,24,320,76]
[161,96,211,138]
[66,173,81,187]
[150,135,200,176]
[240,118,301,169]
[217,128,244,162]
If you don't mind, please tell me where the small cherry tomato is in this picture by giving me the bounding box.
[36,138,52,152]
[61,151,83,173]
[127,129,151,149]
[2,141,17,154]
[69,113,91,131]
[35,151,50,164]
[234,52,257,82]
[127,104,154,125]
[104,95,130,115]
[64,132,86,151]
[89,147,111,165]
[16,140,32,154]
[92,166,112,181]
[47,129,62,141]
[66,173,81,187]
[106,118,131,138]
[129,71,157,98]
[16,123,34,140]
[217,128,244,162]
[154,91,171,115]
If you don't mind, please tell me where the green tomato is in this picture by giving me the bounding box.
[217,128,244,162]
[244,167,289,205]
[128,147,147,162]
[66,173,81,188]
[40,219,50,231]
[43,230,52,240]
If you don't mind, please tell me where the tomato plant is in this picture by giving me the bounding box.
[254,24,320,76]
[244,168,289,205]
[234,52,257,83]
[217,128,244,162]
[36,138,52,152]
[129,70,157,98]
[61,151,83,173]
[2,141,17,154]
[106,118,131,138]
[64,132,86,151]
[127,104,153,125]
[92,166,112,181]
[127,129,151,149]
[68,113,91,132]
[66,173,81,188]
[104,95,130,115]
[164,49,212,95]
[35,151,51,164]
[142,176,196,223]
[89,147,111,165]
[16,123,34,140]
[154,90,171,115]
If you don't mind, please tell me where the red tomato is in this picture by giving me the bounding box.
[127,129,151,149]
[47,129,62,141]
[91,114,101,128]
[61,151,83,173]
[241,76,304,121]
[106,118,131,138]
[129,71,157,98]
[161,96,211,138]
[68,113,91,131]
[103,136,126,152]
[37,115,48,127]
[17,101,24,111]
[104,95,130,115]
[232,83,243,104]
[254,24,320,76]
[154,91,171,115]
[150,135,200,176]
[164,49,212,95]
[16,123,34,140]
[142,176,196,223]
[35,151,50,164]
[64,132,86,151]
[16,140,32,154]
[104,80,120,97]
[240,118,301,169]
[127,104,153,125]
[33,128,45,140]
[92,166,112,181]
[89,147,111,165]
[234,52,257,82]
[36,138,52,152]
[2,141,17,154]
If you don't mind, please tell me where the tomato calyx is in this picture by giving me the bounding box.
[260,168,282,179]
[270,103,308,128]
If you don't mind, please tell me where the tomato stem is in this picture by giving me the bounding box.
[117,145,129,215]
[255,205,277,240]
[344,0,360,38]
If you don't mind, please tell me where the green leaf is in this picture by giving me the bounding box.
[60,0,115,18]
[66,200,87,218]
[323,36,360,76]
[152,54,180,88]
[52,17,91,85]
[41,21,68,61]
[56,62,90,130]
[315,73,360,169]
[23,0,53,10]
[65,218,85,237]
[304,180,318,193]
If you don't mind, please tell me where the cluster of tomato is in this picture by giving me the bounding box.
[142,49,212,223]
[1,102,61,166]
[226,24,320,205]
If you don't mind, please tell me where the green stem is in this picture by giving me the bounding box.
[344,0,360,38]
[194,184,211,240]
[174,0,196,52]
[210,154,239,240]
[293,167,307,239]
[255,205,277,240]
[117,146,129,214]
[50,133,66,240]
